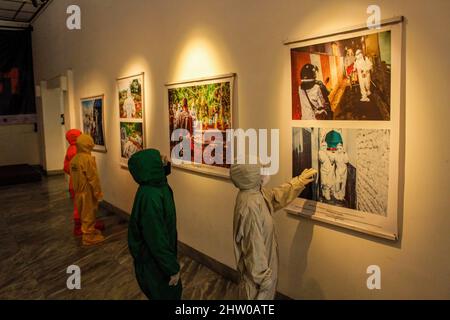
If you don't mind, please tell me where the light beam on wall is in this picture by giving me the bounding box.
[172,35,222,81]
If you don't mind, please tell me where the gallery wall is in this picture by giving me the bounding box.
[32,0,450,299]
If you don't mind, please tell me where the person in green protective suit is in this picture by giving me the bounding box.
[127,149,182,300]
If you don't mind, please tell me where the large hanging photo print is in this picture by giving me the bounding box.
[291,29,392,120]
[166,74,235,178]
[287,21,402,240]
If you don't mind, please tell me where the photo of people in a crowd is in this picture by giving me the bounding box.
[81,95,106,152]
[167,78,233,168]
[292,127,390,216]
[291,30,391,120]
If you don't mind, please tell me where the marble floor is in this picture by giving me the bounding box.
[0,176,238,300]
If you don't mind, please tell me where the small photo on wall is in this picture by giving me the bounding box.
[291,30,392,120]
[292,127,390,216]
[117,73,144,120]
[120,121,144,164]
[81,95,106,152]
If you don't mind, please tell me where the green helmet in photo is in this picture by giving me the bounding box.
[325,130,343,149]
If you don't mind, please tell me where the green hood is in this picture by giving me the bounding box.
[129,149,167,186]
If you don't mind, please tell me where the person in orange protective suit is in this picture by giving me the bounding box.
[64,129,82,235]
[70,134,105,246]
[64,129,104,236]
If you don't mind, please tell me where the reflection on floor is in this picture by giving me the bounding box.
[0,175,238,300]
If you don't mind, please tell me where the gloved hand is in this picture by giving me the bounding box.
[161,154,169,165]
[298,168,317,185]
[168,272,180,286]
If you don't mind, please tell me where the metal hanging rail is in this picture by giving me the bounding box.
[283,16,404,46]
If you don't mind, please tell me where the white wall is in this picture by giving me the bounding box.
[32,0,450,299]
[38,83,67,172]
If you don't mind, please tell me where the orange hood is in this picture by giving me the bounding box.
[66,129,82,145]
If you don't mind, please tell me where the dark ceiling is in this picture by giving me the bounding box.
[0,0,49,23]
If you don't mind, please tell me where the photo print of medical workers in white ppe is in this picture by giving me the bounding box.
[291,30,392,121]
[292,127,390,216]
[117,73,144,120]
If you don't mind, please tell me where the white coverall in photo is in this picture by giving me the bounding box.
[123,89,136,118]
[354,51,373,102]
[298,81,327,120]
[334,144,349,201]
[319,149,336,201]
[230,164,315,300]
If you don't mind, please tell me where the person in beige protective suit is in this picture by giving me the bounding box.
[230,164,317,300]
[70,134,105,246]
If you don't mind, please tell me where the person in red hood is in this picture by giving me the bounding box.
[64,129,104,236]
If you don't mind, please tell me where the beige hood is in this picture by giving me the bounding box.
[230,164,261,190]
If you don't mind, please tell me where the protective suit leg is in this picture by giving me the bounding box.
[76,192,104,246]
[239,275,277,300]
[322,184,332,200]
[359,76,370,101]
[238,277,258,300]
[135,262,182,300]
[69,183,80,220]
[335,172,347,200]
[73,202,80,220]
[70,187,82,236]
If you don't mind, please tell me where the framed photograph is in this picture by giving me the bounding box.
[166,73,235,178]
[80,95,106,153]
[120,122,144,162]
[117,73,144,120]
[116,73,145,166]
[289,127,397,239]
[291,28,393,121]
[286,20,403,240]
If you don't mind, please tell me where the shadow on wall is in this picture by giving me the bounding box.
[286,189,405,299]
[288,200,324,300]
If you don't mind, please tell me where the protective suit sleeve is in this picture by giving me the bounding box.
[140,195,180,277]
[318,150,327,163]
[85,156,102,199]
[64,156,71,175]
[262,176,306,213]
[64,146,77,174]
[238,205,273,293]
